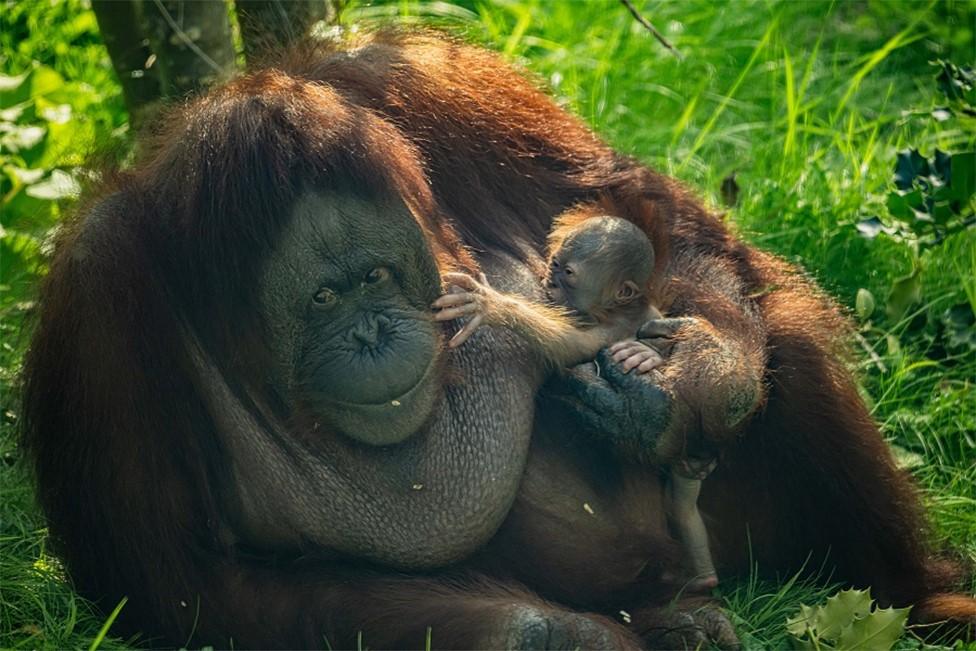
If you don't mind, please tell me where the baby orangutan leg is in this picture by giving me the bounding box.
[609,340,666,374]
[671,459,719,593]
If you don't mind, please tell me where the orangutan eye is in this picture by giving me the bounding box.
[312,287,338,306]
[364,267,391,284]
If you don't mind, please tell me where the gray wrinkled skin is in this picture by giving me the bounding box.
[197,192,544,569]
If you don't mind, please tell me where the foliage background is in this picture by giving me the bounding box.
[1,0,973,648]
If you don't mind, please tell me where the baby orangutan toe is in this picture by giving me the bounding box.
[688,573,719,593]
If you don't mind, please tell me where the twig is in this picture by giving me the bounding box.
[150,0,225,74]
[855,332,887,374]
[619,0,683,60]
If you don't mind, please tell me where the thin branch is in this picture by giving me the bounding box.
[619,0,683,60]
[150,0,224,74]
[855,332,888,374]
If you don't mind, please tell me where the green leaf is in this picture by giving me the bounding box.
[786,589,909,651]
[886,192,913,219]
[0,71,29,93]
[0,104,25,122]
[0,227,43,279]
[894,149,927,190]
[836,605,910,651]
[25,169,80,201]
[886,270,922,320]
[856,216,896,239]
[787,603,818,636]
[949,151,975,202]
[941,303,976,351]
[0,65,66,112]
[815,588,874,640]
[0,123,46,152]
[0,71,30,109]
[934,59,976,104]
[27,65,64,100]
[4,166,45,185]
[855,288,876,319]
[39,103,71,124]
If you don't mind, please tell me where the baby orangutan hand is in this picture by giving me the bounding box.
[609,316,706,374]
[608,339,666,374]
[432,271,494,348]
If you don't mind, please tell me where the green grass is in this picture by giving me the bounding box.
[1,0,974,648]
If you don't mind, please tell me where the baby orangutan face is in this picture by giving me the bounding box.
[544,216,651,323]
[545,254,637,321]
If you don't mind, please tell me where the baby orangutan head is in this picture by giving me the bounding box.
[544,214,655,322]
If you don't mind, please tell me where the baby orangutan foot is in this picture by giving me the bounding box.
[687,573,719,592]
[609,339,666,374]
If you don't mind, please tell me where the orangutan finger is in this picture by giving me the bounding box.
[611,343,646,363]
[432,292,474,309]
[609,339,637,354]
[621,351,655,372]
[442,272,480,291]
[434,303,480,321]
[449,314,484,348]
[636,354,665,373]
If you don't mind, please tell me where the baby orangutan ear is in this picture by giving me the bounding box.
[614,280,643,305]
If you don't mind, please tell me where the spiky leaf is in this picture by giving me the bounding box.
[836,605,910,651]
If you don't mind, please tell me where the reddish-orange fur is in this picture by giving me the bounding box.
[21,29,973,648]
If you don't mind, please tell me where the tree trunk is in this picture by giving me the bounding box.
[236,0,333,66]
[91,0,161,127]
[141,0,237,98]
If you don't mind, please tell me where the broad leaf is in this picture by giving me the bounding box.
[25,169,80,201]
[786,588,910,651]
[814,588,874,639]
[856,216,895,239]
[893,149,927,190]
[949,151,975,202]
[0,123,46,152]
[836,605,910,651]
[855,288,876,319]
[886,271,922,320]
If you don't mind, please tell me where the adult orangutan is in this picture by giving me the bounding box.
[22,30,974,649]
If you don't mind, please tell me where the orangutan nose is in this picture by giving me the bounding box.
[351,314,391,349]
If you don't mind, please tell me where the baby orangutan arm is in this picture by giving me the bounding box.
[433,272,618,368]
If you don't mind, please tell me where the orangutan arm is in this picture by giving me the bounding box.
[432,271,618,369]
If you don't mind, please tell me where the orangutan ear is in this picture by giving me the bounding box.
[614,280,642,305]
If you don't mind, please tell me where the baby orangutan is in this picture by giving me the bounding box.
[433,214,719,591]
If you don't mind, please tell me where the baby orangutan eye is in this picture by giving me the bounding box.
[312,286,338,306]
[364,267,391,284]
